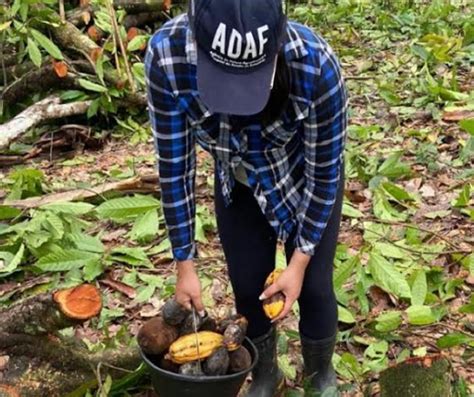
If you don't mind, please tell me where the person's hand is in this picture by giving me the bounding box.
[175,260,205,316]
[259,250,311,322]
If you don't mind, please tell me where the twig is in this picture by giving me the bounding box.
[59,0,65,22]
[106,0,136,93]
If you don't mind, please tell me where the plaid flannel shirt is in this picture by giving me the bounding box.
[144,14,348,261]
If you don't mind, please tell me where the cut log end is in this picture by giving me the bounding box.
[0,385,20,397]
[53,284,102,320]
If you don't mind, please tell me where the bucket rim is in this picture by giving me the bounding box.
[140,336,259,383]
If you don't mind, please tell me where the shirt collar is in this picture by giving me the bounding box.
[185,21,308,65]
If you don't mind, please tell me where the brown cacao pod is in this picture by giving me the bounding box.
[168,331,224,364]
[159,356,180,373]
[162,299,190,326]
[137,316,179,355]
[203,347,230,376]
[223,323,245,351]
[228,346,252,373]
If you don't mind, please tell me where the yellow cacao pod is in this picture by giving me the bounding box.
[263,270,285,320]
[168,331,224,364]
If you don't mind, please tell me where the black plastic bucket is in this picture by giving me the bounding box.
[140,337,258,397]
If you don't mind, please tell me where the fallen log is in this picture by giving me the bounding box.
[0,284,141,397]
[379,355,453,397]
[3,173,159,209]
[113,0,173,13]
[0,95,92,150]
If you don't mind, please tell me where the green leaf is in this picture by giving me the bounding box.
[277,354,296,380]
[0,21,12,32]
[109,246,152,267]
[373,188,408,221]
[460,119,474,136]
[381,182,416,202]
[437,333,472,348]
[0,206,22,220]
[78,78,108,93]
[68,232,104,254]
[342,201,363,218]
[411,270,427,306]
[406,305,436,325]
[378,152,411,180]
[127,35,148,51]
[148,238,171,255]
[368,252,411,299]
[30,29,63,60]
[373,242,406,259]
[135,284,156,303]
[27,37,42,67]
[375,311,402,332]
[130,210,159,242]
[338,305,356,324]
[452,184,471,208]
[334,256,358,297]
[36,248,100,272]
[95,195,160,221]
[40,202,95,215]
[83,259,104,282]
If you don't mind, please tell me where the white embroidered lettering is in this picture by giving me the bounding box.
[243,32,258,59]
[227,29,243,59]
[257,25,269,55]
[212,23,227,54]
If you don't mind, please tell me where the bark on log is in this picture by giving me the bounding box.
[2,173,160,209]
[113,0,173,13]
[379,355,452,397]
[1,64,77,104]
[0,284,141,397]
[0,95,92,150]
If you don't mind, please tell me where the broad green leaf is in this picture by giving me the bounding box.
[83,259,104,281]
[338,305,356,324]
[411,270,427,306]
[381,182,416,202]
[373,242,406,259]
[437,333,472,348]
[334,256,358,296]
[452,184,471,208]
[375,311,402,332]
[135,284,156,303]
[378,152,411,180]
[0,21,12,31]
[27,37,42,67]
[96,195,160,220]
[45,212,64,239]
[127,35,148,51]
[78,78,108,93]
[342,201,363,218]
[368,252,411,299]
[0,206,22,220]
[460,119,474,136]
[68,232,104,254]
[373,189,408,221]
[36,248,100,272]
[130,210,159,242]
[148,238,171,255]
[277,355,296,380]
[0,244,25,275]
[406,305,436,325]
[109,246,152,267]
[40,202,95,215]
[30,28,63,60]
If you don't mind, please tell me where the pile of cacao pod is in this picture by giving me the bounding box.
[138,299,252,377]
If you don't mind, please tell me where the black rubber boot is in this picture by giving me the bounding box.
[301,333,339,397]
[246,327,284,397]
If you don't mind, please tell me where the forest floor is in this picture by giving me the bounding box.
[0,1,473,396]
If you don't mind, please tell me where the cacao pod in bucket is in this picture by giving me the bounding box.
[139,337,258,397]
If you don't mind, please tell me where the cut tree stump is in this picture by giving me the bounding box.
[379,355,453,397]
[0,284,141,396]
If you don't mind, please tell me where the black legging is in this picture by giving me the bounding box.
[214,168,344,341]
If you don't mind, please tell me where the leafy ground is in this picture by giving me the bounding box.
[1,1,473,396]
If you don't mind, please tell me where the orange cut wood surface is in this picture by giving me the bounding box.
[53,284,102,320]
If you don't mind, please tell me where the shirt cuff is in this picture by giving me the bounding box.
[293,233,318,257]
[172,242,196,262]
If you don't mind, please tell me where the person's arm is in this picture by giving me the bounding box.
[293,46,348,259]
[144,40,204,314]
[260,45,348,321]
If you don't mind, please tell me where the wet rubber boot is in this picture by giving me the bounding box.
[246,327,284,397]
[301,333,339,397]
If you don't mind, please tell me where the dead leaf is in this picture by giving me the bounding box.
[420,184,436,198]
[90,48,103,63]
[0,355,9,371]
[87,26,102,42]
[127,27,139,42]
[442,110,474,122]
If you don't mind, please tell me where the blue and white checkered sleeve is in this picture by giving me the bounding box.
[294,45,348,256]
[144,41,196,262]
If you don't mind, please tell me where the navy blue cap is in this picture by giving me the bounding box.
[189,0,287,115]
